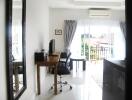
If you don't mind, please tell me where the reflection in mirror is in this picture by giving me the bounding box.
[6,0,26,99]
[12,0,23,96]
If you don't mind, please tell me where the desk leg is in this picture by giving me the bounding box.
[37,65,40,95]
[76,61,77,72]
[14,66,19,92]
[83,60,86,71]
[70,59,73,70]
[54,65,57,95]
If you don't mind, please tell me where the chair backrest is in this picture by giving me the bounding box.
[60,52,67,58]
[58,52,71,67]
[57,52,71,75]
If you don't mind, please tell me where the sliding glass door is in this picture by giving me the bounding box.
[71,20,125,63]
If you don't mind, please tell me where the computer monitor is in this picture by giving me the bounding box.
[49,39,55,55]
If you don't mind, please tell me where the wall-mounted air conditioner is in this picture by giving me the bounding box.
[88,8,111,18]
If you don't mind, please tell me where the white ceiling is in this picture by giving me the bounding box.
[48,0,125,10]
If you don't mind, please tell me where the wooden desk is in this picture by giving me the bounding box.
[35,54,60,95]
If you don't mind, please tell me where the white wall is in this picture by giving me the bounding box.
[0,0,49,100]
[0,0,7,100]
[49,8,125,52]
[20,0,49,100]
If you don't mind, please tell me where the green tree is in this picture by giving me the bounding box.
[85,43,89,60]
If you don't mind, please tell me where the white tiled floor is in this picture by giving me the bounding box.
[36,61,103,100]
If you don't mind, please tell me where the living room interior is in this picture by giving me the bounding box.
[0,0,125,100]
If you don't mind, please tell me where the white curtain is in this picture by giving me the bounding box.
[111,22,126,60]
[70,20,126,60]
[70,20,89,58]
[120,21,126,39]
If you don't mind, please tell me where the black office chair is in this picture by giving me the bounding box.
[51,52,72,92]
[59,52,71,70]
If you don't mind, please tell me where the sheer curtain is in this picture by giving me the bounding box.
[70,20,126,60]
[111,22,126,60]
[120,21,126,39]
[70,21,89,58]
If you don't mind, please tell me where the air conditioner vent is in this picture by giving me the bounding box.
[88,8,111,18]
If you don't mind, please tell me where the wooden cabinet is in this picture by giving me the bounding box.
[103,59,125,100]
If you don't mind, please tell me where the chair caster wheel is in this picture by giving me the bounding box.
[70,86,72,90]
[60,90,62,92]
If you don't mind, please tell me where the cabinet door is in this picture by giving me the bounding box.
[103,60,125,100]
[113,68,125,99]
[103,60,113,91]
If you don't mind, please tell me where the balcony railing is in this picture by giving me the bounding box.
[89,46,113,61]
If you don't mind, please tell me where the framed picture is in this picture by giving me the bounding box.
[55,29,62,35]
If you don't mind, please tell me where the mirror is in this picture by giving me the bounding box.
[6,0,26,100]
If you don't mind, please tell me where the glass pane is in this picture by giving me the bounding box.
[12,0,23,97]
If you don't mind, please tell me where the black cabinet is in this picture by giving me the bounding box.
[103,59,125,100]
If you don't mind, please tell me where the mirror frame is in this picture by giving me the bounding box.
[6,0,26,100]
